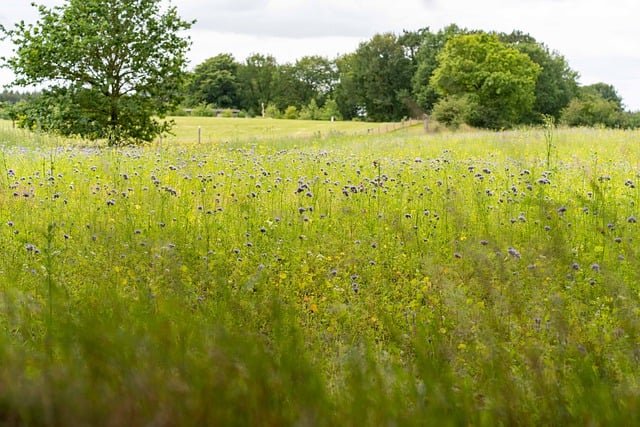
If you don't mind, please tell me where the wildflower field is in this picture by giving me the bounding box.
[1,123,640,425]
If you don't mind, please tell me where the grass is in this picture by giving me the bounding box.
[1,122,640,425]
[163,116,421,143]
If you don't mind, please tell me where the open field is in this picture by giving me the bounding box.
[164,116,422,143]
[1,125,640,425]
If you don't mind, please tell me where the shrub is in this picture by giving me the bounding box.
[284,105,299,120]
[432,95,475,129]
[264,103,282,119]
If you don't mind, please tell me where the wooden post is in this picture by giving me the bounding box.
[198,126,201,144]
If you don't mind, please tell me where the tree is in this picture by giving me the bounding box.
[581,83,624,110]
[412,25,466,113]
[237,53,279,114]
[560,83,625,128]
[345,33,414,122]
[333,53,361,120]
[292,56,337,106]
[188,54,240,109]
[2,0,193,145]
[498,31,579,122]
[430,33,541,129]
[560,96,623,128]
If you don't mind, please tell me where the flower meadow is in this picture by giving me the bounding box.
[1,126,640,425]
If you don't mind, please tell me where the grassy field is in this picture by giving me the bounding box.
[1,122,640,425]
[164,116,422,143]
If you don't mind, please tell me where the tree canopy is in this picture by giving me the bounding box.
[3,12,636,133]
[2,0,193,145]
[430,33,541,129]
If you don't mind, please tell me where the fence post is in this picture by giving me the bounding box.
[198,126,201,144]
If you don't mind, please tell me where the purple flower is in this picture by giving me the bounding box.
[507,247,521,259]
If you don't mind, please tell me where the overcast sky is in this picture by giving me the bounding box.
[1,0,639,110]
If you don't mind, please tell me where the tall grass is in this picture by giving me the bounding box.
[1,126,639,425]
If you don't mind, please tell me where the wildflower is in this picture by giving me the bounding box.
[480,240,489,246]
[614,237,622,243]
[454,252,462,259]
[507,247,521,259]
[628,216,637,224]
[591,263,601,273]
[351,283,359,293]
[557,206,567,215]
[25,243,36,252]
[570,262,580,271]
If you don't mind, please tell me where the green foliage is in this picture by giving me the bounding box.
[582,82,624,109]
[238,54,278,113]
[264,103,282,119]
[1,127,640,424]
[431,33,541,129]
[283,105,299,120]
[299,99,321,120]
[344,33,414,121]
[2,0,193,146]
[190,102,215,117]
[501,32,579,122]
[292,55,337,106]
[188,53,241,109]
[318,98,342,121]
[431,94,474,129]
[411,24,466,113]
[560,96,624,128]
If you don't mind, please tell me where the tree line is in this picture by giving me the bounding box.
[181,25,639,130]
[2,0,638,146]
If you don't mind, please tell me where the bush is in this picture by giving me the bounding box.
[284,105,299,120]
[265,103,282,119]
[560,96,624,128]
[299,99,320,120]
[432,95,475,129]
[318,99,342,121]
[191,102,215,117]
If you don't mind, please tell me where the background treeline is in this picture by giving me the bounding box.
[5,25,640,129]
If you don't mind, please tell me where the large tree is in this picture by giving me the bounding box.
[431,33,541,129]
[345,33,414,122]
[411,25,466,113]
[2,0,193,145]
[188,53,240,109]
[499,31,579,122]
[237,53,279,115]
